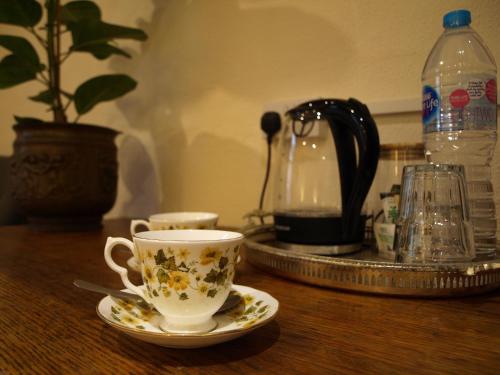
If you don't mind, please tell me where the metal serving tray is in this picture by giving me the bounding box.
[244,225,500,297]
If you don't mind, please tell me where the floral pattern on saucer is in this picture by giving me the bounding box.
[109,297,157,330]
[109,290,270,331]
[97,284,279,349]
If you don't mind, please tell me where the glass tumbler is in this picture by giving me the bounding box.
[395,164,475,263]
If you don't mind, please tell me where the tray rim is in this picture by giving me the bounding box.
[243,225,500,297]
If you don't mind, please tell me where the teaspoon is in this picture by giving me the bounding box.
[73,279,242,314]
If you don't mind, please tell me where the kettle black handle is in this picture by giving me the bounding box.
[286,98,379,243]
[322,99,380,240]
[344,99,379,238]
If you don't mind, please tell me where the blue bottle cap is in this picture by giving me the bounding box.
[443,9,471,28]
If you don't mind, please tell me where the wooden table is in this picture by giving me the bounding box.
[1,219,499,374]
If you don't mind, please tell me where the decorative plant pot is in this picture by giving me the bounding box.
[10,123,119,231]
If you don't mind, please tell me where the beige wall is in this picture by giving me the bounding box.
[0,0,499,227]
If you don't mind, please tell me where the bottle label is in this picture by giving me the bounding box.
[423,76,497,133]
[422,85,440,126]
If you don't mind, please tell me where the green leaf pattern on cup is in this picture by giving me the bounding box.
[141,245,240,301]
[155,224,210,230]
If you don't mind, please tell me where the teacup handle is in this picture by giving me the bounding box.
[130,219,152,235]
[104,237,146,299]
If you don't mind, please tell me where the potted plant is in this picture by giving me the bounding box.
[0,0,147,230]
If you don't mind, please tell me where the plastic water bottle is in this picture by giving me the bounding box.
[422,9,497,259]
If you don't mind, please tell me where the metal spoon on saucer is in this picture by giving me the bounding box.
[74,279,242,314]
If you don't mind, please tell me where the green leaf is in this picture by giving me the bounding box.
[216,269,227,286]
[152,289,159,297]
[0,0,42,27]
[63,1,146,60]
[179,293,189,300]
[203,269,218,284]
[219,256,228,270]
[178,261,189,272]
[244,306,257,315]
[257,306,267,314]
[61,0,101,24]
[156,268,169,284]
[0,35,41,70]
[154,249,167,265]
[164,256,177,272]
[0,35,44,89]
[14,116,44,125]
[207,289,217,298]
[29,89,53,104]
[0,55,37,89]
[70,19,147,50]
[74,74,137,115]
[74,43,131,60]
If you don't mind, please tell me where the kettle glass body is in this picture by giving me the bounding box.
[272,99,380,249]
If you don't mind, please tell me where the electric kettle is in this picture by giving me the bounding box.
[273,98,379,253]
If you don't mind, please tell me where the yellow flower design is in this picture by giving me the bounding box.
[229,309,244,318]
[200,247,222,265]
[161,287,171,298]
[244,319,258,328]
[198,283,209,294]
[143,266,154,282]
[178,248,190,260]
[122,316,139,325]
[116,300,134,311]
[145,250,153,259]
[167,271,190,291]
[244,294,254,304]
[140,310,154,322]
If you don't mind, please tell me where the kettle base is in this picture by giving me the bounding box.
[275,241,362,255]
[273,212,367,247]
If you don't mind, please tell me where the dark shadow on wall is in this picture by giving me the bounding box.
[118,134,161,217]
[166,132,262,214]
[108,0,354,215]
[111,0,354,127]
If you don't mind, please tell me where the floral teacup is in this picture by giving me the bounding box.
[130,212,218,235]
[104,229,243,334]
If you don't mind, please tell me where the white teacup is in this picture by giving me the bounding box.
[130,212,219,235]
[104,229,243,334]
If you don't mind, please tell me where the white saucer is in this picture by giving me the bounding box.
[96,284,279,349]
